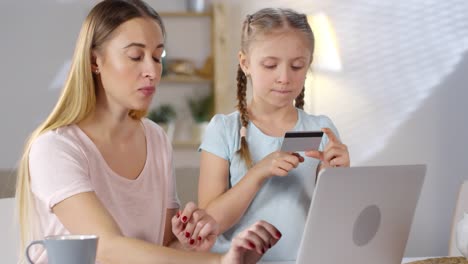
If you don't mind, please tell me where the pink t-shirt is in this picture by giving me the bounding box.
[28,118,180,263]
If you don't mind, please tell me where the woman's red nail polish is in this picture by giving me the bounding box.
[185,232,190,238]
[248,242,255,249]
[198,236,202,241]
[276,231,282,238]
[190,239,195,245]
[182,216,187,222]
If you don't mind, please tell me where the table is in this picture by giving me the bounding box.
[403,258,439,263]
[259,257,467,264]
[403,257,468,263]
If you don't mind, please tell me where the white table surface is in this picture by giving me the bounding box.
[258,257,439,264]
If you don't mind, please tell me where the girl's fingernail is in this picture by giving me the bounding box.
[190,239,195,245]
[185,232,190,238]
[198,236,202,241]
[182,216,188,223]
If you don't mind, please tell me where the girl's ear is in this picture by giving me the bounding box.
[238,51,250,76]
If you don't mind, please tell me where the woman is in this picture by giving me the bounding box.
[16,1,280,263]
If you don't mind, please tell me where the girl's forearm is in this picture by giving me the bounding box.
[204,169,266,233]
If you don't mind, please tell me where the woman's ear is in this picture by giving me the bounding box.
[91,50,101,73]
[238,51,250,76]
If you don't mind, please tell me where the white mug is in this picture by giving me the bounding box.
[25,234,98,264]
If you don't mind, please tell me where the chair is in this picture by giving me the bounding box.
[0,197,20,263]
[449,181,468,256]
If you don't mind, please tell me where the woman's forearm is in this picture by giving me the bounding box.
[97,235,220,264]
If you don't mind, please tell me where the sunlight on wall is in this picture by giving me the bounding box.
[304,1,468,164]
[306,13,342,72]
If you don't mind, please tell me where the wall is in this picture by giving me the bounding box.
[0,0,211,169]
[234,0,468,257]
[0,198,19,264]
[0,1,87,169]
[368,54,468,256]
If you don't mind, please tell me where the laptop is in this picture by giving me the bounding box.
[290,165,426,264]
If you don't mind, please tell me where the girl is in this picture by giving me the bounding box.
[16,1,280,263]
[198,8,350,261]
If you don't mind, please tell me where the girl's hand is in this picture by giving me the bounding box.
[171,202,219,251]
[221,220,282,264]
[252,151,304,179]
[305,128,350,169]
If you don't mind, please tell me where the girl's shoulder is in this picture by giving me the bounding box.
[208,111,241,129]
[297,109,335,127]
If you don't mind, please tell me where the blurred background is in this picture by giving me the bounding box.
[1,0,468,259]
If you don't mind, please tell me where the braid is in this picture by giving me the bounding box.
[295,86,305,110]
[236,64,253,168]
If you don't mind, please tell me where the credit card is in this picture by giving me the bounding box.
[280,131,324,152]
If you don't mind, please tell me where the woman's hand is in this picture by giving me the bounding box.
[171,202,219,251]
[252,151,304,180]
[221,220,282,264]
[305,128,350,169]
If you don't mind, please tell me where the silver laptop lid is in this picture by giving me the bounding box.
[296,165,426,264]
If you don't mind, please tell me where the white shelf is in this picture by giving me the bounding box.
[173,140,200,149]
[161,75,212,84]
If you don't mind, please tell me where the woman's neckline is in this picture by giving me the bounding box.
[71,119,150,182]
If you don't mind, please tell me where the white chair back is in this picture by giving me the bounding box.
[449,181,468,256]
[0,198,19,263]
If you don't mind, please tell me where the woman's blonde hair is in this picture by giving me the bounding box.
[15,0,165,260]
[236,8,315,167]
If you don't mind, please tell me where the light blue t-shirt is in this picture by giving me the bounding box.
[199,109,340,261]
